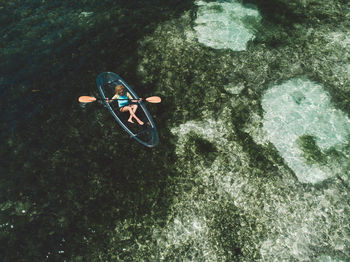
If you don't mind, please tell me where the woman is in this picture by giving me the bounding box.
[109,84,144,125]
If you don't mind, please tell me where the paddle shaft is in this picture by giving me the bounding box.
[78,95,161,103]
[107,98,140,101]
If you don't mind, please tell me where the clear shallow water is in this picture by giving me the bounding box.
[262,78,350,184]
[1,0,350,261]
[194,0,261,51]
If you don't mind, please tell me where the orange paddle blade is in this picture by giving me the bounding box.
[145,96,161,103]
[78,96,97,103]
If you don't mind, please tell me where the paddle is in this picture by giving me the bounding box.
[78,95,161,103]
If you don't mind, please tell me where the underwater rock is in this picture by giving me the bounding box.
[262,78,350,184]
[193,0,261,51]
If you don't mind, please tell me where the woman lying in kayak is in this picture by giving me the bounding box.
[108,84,144,125]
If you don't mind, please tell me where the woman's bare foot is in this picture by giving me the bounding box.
[137,120,144,125]
[128,118,135,124]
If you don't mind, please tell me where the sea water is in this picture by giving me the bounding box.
[262,78,350,184]
[136,0,350,260]
[1,0,350,261]
[193,0,261,51]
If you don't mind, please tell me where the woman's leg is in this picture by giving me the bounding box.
[130,104,146,125]
[131,104,138,113]
[121,106,144,125]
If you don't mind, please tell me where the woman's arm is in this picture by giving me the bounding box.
[126,92,133,100]
[107,94,119,103]
[127,92,142,102]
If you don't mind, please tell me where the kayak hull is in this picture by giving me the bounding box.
[96,72,159,148]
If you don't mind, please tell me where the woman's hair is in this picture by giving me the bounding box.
[115,84,124,94]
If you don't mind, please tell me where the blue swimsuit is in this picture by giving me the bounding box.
[117,94,130,108]
[112,92,133,108]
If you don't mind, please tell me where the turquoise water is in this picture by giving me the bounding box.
[1,0,350,261]
[193,0,261,51]
[262,78,350,184]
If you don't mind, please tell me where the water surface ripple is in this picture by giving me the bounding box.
[1,0,350,261]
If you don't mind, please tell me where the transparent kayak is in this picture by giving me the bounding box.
[96,72,159,148]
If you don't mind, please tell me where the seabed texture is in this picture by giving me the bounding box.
[1,0,350,261]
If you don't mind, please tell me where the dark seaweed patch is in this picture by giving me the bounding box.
[297,134,327,165]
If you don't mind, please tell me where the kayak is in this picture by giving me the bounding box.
[96,72,159,147]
